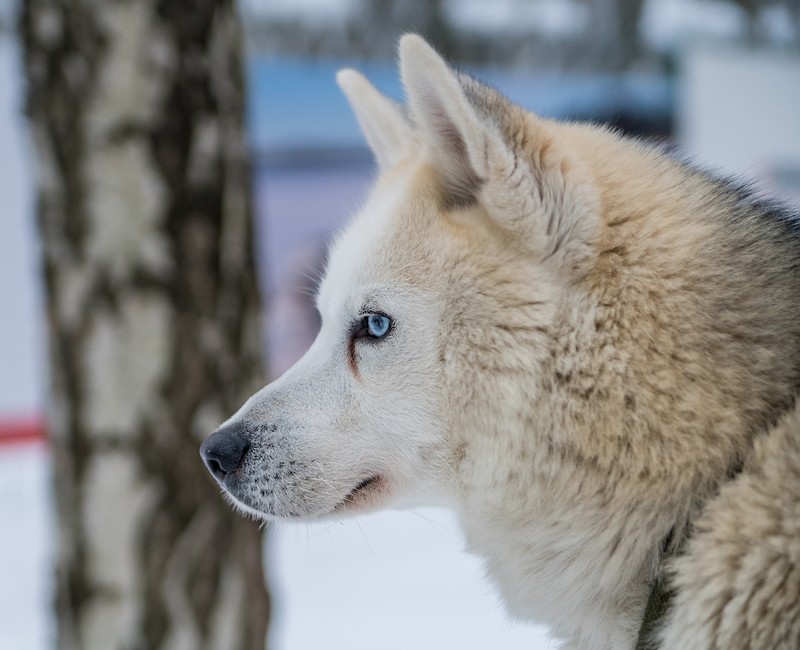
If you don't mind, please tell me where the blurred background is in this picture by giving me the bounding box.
[1,0,799,649]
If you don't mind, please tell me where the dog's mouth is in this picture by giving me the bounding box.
[335,475,384,512]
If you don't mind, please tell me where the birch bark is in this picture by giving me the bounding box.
[20,1,270,648]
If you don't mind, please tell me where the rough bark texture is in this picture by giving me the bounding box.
[20,1,270,648]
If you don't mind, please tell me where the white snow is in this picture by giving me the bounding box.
[268,510,553,650]
[0,444,54,650]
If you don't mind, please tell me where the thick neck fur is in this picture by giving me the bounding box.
[438,121,800,647]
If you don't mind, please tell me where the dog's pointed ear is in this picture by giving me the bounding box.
[399,34,490,207]
[400,34,599,274]
[337,69,413,171]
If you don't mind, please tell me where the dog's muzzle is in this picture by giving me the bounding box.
[200,421,250,483]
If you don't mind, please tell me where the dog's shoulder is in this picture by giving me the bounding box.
[660,401,800,649]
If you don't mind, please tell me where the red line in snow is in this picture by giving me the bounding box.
[0,415,45,446]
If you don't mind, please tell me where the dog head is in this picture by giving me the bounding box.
[200,35,600,521]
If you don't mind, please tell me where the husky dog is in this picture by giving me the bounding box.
[201,35,800,649]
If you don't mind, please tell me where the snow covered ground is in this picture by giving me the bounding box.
[0,442,553,650]
[268,508,553,650]
[0,444,53,650]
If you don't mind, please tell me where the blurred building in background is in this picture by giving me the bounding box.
[239,0,800,71]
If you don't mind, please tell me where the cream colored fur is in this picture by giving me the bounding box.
[209,35,800,649]
[659,401,800,649]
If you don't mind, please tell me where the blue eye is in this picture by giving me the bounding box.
[365,313,391,339]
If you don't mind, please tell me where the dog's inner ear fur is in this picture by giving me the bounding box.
[400,35,492,210]
[409,85,484,208]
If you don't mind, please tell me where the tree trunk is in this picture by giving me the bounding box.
[587,0,646,71]
[20,1,270,648]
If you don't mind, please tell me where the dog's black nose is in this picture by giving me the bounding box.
[200,422,250,482]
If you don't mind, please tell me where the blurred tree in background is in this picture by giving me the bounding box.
[243,0,800,70]
[20,0,270,648]
[585,0,647,71]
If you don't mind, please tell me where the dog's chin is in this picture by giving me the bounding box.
[220,474,389,522]
[219,489,272,522]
